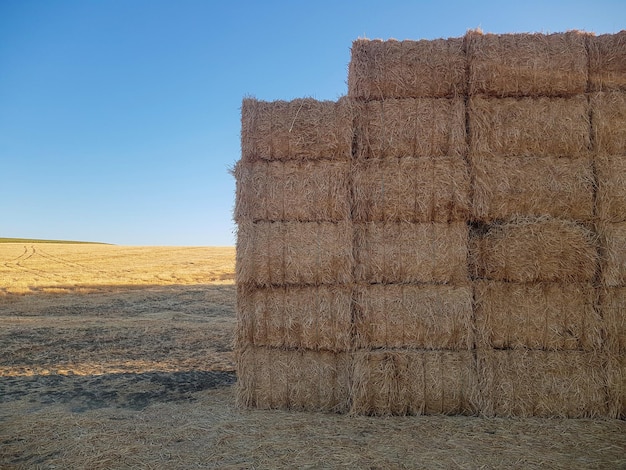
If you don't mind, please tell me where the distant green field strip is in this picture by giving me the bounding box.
[0,238,109,244]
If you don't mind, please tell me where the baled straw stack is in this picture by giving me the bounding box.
[472,155,594,222]
[588,30,626,91]
[348,38,466,100]
[474,281,600,351]
[607,354,625,419]
[477,350,608,418]
[350,349,478,416]
[353,284,473,350]
[596,154,626,222]
[468,95,590,158]
[237,345,351,412]
[237,285,352,352]
[591,91,626,156]
[236,221,353,286]
[234,160,350,223]
[354,98,466,159]
[470,217,598,283]
[240,97,353,162]
[466,30,588,97]
[597,221,626,287]
[352,156,470,223]
[355,221,469,284]
[599,287,626,354]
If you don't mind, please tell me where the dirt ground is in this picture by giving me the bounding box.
[1,244,625,469]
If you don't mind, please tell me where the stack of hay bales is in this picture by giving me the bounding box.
[348,38,477,415]
[235,30,626,418]
[589,30,626,419]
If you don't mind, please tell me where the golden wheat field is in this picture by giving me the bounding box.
[1,243,625,469]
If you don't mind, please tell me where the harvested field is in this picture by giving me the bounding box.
[1,243,625,468]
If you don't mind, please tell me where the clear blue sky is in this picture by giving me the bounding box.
[1,0,623,245]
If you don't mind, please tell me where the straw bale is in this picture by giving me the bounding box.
[234,160,350,223]
[468,95,590,158]
[237,284,353,352]
[599,287,626,354]
[236,345,351,412]
[240,97,353,162]
[348,38,466,100]
[353,284,473,350]
[607,354,626,419]
[477,350,608,418]
[588,30,626,91]
[355,221,469,284]
[470,217,598,283]
[236,221,353,286]
[466,30,588,97]
[474,281,600,351]
[591,91,626,155]
[472,155,595,222]
[350,349,478,416]
[597,221,626,287]
[352,156,470,223]
[355,97,467,159]
[596,154,626,222]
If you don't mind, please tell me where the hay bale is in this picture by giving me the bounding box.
[470,217,598,283]
[353,284,473,350]
[355,221,469,284]
[350,349,478,416]
[469,95,590,158]
[596,154,626,222]
[477,350,608,418]
[466,30,588,97]
[236,345,351,412]
[240,97,353,162]
[474,281,600,351]
[591,91,626,156]
[354,98,467,159]
[472,155,595,222]
[599,287,626,354]
[352,156,470,223]
[348,38,466,100]
[597,221,626,287]
[588,30,626,91]
[236,221,353,286]
[234,160,350,223]
[607,354,626,419]
[237,284,352,352]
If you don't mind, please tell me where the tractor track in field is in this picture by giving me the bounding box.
[35,247,107,274]
[3,246,65,281]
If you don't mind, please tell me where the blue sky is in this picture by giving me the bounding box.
[1,1,624,245]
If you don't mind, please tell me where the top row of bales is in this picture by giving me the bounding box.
[349,30,626,99]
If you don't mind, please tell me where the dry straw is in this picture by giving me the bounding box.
[477,350,608,418]
[237,345,351,412]
[236,284,352,352]
[240,97,353,162]
[352,156,470,223]
[350,349,478,416]
[468,95,590,158]
[354,98,467,159]
[355,221,469,284]
[588,30,626,91]
[607,354,625,419]
[348,38,466,100]
[597,221,626,287]
[474,281,601,351]
[591,91,626,156]
[599,287,626,354]
[234,160,350,223]
[236,221,353,287]
[353,284,473,350]
[596,154,626,222]
[466,30,588,97]
[472,155,595,222]
[470,217,598,283]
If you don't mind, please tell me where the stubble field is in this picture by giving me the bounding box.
[1,243,625,469]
